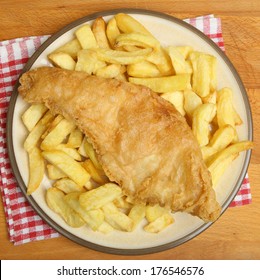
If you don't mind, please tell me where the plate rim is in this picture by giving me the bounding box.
[6,8,253,255]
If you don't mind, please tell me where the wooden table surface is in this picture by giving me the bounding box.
[0,0,259,260]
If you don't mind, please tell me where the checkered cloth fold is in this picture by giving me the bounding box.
[0,15,251,245]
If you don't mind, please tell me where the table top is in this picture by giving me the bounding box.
[0,0,259,260]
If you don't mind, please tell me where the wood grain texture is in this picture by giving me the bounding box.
[0,0,259,260]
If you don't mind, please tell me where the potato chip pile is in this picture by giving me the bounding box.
[22,13,252,234]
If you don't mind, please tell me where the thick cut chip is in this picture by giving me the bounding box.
[210,153,238,187]
[127,61,161,78]
[128,204,146,229]
[42,150,90,186]
[192,103,216,146]
[22,104,48,131]
[41,118,75,150]
[46,164,66,180]
[98,222,114,234]
[48,52,76,70]
[145,204,168,223]
[54,144,82,161]
[106,17,121,47]
[64,192,104,230]
[146,47,174,75]
[24,111,54,152]
[161,91,185,116]
[129,74,190,93]
[207,141,253,172]
[84,138,103,170]
[183,89,202,118]
[82,159,107,185]
[209,125,236,151]
[95,48,153,65]
[46,187,85,227]
[79,183,122,211]
[67,128,83,148]
[144,213,174,233]
[27,147,44,195]
[217,87,239,128]
[167,46,192,74]
[115,13,152,36]
[50,39,81,60]
[75,49,106,75]
[189,51,217,97]
[115,32,160,50]
[95,64,121,78]
[102,202,134,232]
[75,24,98,49]
[53,178,85,194]
[92,17,110,49]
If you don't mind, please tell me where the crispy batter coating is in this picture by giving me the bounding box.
[19,67,221,221]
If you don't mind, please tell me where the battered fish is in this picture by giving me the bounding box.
[18,67,221,222]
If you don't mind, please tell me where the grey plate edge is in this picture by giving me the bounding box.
[6,8,253,256]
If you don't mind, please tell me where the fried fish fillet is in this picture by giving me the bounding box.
[18,67,221,222]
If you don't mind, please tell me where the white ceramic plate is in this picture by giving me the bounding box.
[7,9,252,255]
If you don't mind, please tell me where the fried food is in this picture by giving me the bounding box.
[18,66,221,222]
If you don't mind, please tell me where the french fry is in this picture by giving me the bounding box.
[41,115,64,139]
[75,49,106,75]
[207,141,253,172]
[95,48,153,65]
[84,138,103,170]
[201,146,217,161]
[50,38,82,60]
[146,47,174,75]
[22,104,48,131]
[102,202,134,232]
[128,204,146,229]
[82,159,107,185]
[129,74,190,93]
[127,60,161,78]
[42,150,90,186]
[54,144,82,161]
[92,17,110,49]
[161,91,185,116]
[113,196,132,210]
[66,128,83,148]
[167,46,192,74]
[64,192,104,231]
[115,13,152,36]
[176,46,193,59]
[46,187,85,227]
[183,89,202,118]
[114,32,160,50]
[41,118,75,150]
[217,87,238,127]
[27,147,45,195]
[79,183,122,211]
[106,17,121,47]
[202,91,217,104]
[210,153,239,187]
[95,64,121,78]
[98,221,114,233]
[144,213,174,233]
[192,103,216,146]
[53,178,85,193]
[145,204,168,223]
[209,125,236,151]
[189,51,217,97]
[48,52,76,70]
[46,164,66,180]
[75,24,98,49]
[24,111,54,152]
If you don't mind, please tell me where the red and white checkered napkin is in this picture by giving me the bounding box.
[0,15,251,245]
